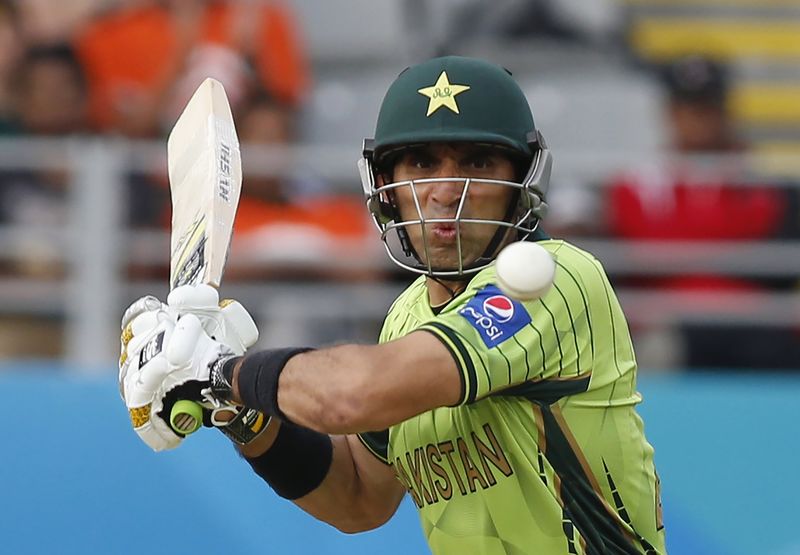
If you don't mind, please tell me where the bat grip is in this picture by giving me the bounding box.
[170,399,203,435]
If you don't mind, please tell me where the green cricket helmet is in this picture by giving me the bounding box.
[358,55,552,278]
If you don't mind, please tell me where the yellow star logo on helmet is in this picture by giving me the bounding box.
[417,71,471,117]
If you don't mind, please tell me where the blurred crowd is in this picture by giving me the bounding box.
[0,0,378,356]
[0,0,308,133]
[0,0,375,270]
[602,57,800,370]
[0,0,798,368]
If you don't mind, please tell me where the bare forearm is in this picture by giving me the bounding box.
[229,343,385,433]
[278,344,378,433]
[227,331,460,434]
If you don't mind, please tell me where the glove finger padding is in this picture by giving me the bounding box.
[158,313,231,395]
[151,313,234,429]
[167,283,220,313]
[167,284,222,339]
[119,296,169,398]
[122,295,164,330]
[167,284,259,353]
[123,316,185,452]
[218,299,258,353]
[119,309,177,401]
[166,312,205,368]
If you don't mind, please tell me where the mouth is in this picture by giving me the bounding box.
[430,223,458,241]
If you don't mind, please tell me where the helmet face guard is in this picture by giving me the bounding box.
[360,56,552,277]
[359,131,552,278]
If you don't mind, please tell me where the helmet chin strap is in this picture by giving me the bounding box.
[427,275,462,307]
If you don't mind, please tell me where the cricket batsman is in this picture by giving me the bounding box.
[119,56,666,554]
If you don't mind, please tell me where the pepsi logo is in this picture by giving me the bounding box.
[483,295,514,323]
[460,285,531,347]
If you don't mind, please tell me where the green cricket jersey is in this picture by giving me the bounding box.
[358,240,666,555]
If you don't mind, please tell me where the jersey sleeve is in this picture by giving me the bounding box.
[418,279,593,405]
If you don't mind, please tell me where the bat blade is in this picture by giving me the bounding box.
[167,77,242,290]
[165,78,243,436]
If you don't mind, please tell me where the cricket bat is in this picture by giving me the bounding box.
[166,77,242,435]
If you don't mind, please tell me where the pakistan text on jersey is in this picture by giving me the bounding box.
[392,423,513,508]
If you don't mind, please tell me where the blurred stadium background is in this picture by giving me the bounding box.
[0,0,799,553]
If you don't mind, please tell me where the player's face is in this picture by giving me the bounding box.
[389,143,517,271]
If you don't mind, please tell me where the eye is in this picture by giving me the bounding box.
[465,155,493,170]
[409,153,434,169]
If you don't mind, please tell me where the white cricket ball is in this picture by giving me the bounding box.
[495,241,556,301]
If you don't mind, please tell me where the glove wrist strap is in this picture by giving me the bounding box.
[209,354,241,402]
[212,405,270,445]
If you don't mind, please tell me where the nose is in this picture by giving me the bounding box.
[430,180,465,208]
[428,159,465,208]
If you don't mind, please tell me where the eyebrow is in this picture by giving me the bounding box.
[400,144,501,160]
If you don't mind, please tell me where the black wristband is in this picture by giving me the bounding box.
[236,348,313,422]
[245,422,333,500]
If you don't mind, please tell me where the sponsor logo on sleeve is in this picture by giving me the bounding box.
[458,285,531,348]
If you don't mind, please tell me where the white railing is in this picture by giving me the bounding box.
[0,137,798,369]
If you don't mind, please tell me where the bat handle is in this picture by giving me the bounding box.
[170,399,204,435]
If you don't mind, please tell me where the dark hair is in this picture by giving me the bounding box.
[661,55,728,104]
[240,86,295,119]
[0,0,19,22]
[15,44,88,93]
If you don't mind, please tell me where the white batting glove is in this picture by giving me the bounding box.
[119,295,167,400]
[121,311,230,451]
[166,284,258,354]
[119,284,258,403]
[118,284,259,451]
[120,306,182,451]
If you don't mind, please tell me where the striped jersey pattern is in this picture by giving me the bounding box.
[359,240,666,555]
